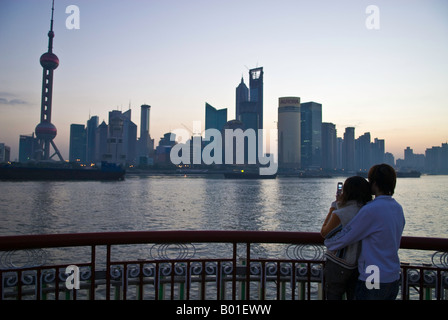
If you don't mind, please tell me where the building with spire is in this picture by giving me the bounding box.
[235,77,248,121]
[232,67,264,165]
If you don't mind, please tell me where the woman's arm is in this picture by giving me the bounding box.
[320,207,341,238]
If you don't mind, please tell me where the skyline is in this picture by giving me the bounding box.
[1,0,448,161]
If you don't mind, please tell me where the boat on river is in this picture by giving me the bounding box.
[223,169,277,179]
[0,162,125,181]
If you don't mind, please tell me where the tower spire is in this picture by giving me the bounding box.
[50,0,54,30]
[48,0,55,53]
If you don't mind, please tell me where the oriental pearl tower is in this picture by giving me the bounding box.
[35,0,64,161]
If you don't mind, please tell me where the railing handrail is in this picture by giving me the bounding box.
[0,231,447,252]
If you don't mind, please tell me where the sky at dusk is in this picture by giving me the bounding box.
[1,0,447,161]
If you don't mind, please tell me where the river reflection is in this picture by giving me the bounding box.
[0,175,447,239]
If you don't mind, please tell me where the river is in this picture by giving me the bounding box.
[1,174,446,237]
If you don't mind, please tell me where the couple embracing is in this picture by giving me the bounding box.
[321,164,405,300]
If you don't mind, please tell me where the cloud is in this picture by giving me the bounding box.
[0,97,28,106]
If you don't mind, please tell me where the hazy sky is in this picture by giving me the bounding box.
[1,0,447,161]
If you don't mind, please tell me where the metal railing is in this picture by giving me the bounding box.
[0,231,447,300]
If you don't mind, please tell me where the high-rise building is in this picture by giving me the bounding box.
[95,121,108,162]
[425,143,448,174]
[321,122,337,170]
[249,67,264,130]
[205,103,227,137]
[103,111,126,164]
[19,134,39,163]
[155,132,176,165]
[384,152,395,167]
[86,116,98,163]
[101,110,137,165]
[235,77,248,121]
[222,120,245,165]
[342,127,355,172]
[0,143,11,163]
[300,102,322,169]
[278,97,301,170]
[371,138,385,165]
[69,124,86,162]
[140,104,150,137]
[235,68,264,130]
[232,68,264,165]
[122,109,138,164]
[336,137,343,170]
[398,146,424,171]
[355,132,371,171]
[138,104,154,164]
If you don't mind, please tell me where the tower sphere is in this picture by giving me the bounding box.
[40,52,59,70]
[35,121,57,140]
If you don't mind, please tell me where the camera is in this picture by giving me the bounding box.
[337,182,343,195]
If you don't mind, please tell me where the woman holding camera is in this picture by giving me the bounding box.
[321,176,372,300]
[324,164,405,300]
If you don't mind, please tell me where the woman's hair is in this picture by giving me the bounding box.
[368,163,397,195]
[339,176,372,206]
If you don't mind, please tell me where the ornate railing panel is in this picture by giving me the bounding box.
[0,231,447,300]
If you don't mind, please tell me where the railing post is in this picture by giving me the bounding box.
[239,258,246,300]
[246,242,250,300]
[106,245,111,300]
[90,245,96,300]
[232,242,237,300]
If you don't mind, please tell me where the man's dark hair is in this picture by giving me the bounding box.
[368,164,397,195]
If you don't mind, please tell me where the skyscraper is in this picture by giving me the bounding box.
[103,111,126,164]
[355,132,371,171]
[203,103,226,165]
[205,103,227,137]
[342,127,355,172]
[300,102,322,169]
[140,104,151,137]
[86,116,98,163]
[222,120,245,165]
[321,122,337,170]
[249,67,264,130]
[34,1,63,161]
[69,124,86,162]
[138,104,154,164]
[371,138,385,166]
[0,143,11,163]
[233,67,264,164]
[122,110,138,164]
[278,97,301,170]
[425,143,448,174]
[19,134,39,163]
[95,121,108,162]
[235,77,248,121]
